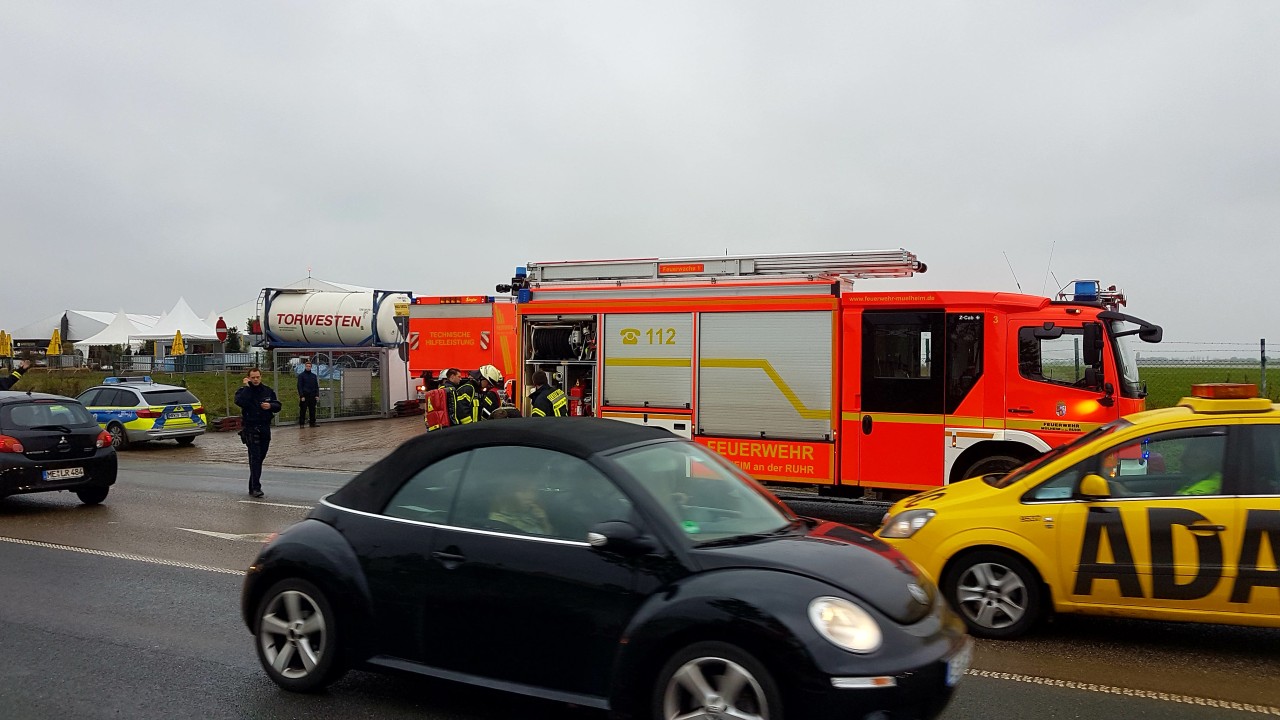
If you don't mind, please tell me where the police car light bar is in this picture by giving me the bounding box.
[103,376,153,384]
[1191,383,1257,400]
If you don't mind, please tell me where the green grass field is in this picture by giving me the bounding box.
[1138,366,1280,408]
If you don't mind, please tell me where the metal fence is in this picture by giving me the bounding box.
[1136,341,1273,408]
[270,348,393,423]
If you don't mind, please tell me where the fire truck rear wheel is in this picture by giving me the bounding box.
[961,454,1027,481]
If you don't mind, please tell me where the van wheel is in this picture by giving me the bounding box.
[255,578,347,692]
[653,641,783,720]
[943,549,1042,639]
[107,423,128,450]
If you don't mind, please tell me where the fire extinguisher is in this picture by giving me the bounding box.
[569,379,584,416]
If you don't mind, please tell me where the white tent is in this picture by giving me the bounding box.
[10,310,160,343]
[132,298,220,341]
[73,311,149,352]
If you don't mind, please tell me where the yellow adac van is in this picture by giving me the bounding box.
[878,383,1280,638]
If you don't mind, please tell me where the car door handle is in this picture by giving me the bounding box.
[1187,524,1226,533]
[431,550,466,568]
[1008,407,1034,414]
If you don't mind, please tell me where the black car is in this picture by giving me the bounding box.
[242,418,970,720]
[0,391,118,505]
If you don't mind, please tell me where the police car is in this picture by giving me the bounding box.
[878,383,1280,638]
[76,377,207,449]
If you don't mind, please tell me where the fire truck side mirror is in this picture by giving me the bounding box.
[1082,323,1103,367]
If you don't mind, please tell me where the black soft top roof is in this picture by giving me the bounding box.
[328,417,676,513]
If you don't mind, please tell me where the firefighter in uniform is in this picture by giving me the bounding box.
[446,367,477,426]
[529,370,569,418]
[471,364,506,421]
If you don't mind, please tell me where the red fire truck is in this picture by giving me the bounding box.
[498,249,1163,498]
[406,296,518,400]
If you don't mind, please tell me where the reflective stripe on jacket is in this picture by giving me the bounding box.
[530,386,569,417]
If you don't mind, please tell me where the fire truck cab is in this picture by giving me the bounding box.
[499,250,1163,498]
[406,296,518,401]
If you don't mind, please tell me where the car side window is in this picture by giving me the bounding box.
[450,446,631,541]
[78,389,101,406]
[1239,424,1280,496]
[1025,460,1089,501]
[382,451,470,524]
[1099,429,1228,498]
[104,389,132,407]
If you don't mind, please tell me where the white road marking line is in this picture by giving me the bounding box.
[238,500,313,510]
[0,535,242,576]
[175,528,274,542]
[968,669,1280,716]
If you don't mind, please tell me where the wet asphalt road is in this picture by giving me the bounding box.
[0,424,1277,718]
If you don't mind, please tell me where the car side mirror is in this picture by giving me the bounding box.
[1077,473,1112,500]
[587,520,655,555]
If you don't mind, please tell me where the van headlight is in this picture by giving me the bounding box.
[879,509,936,539]
[808,597,882,654]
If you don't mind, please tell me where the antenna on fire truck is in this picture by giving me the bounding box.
[1002,252,1023,292]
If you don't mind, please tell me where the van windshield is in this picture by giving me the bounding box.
[986,420,1131,488]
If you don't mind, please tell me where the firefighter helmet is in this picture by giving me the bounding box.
[479,364,504,386]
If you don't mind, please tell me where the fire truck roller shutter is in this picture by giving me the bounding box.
[603,313,693,408]
[697,311,833,441]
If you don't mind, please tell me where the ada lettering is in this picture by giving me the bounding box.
[1074,508,1280,603]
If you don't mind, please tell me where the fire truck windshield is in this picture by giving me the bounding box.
[1108,321,1144,398]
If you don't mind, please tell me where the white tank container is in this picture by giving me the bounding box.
[260,289,411,346]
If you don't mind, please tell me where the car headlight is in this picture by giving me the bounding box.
[879,509,936,539]
[808,597,882,654]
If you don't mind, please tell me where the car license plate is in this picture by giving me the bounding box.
[44,467,85,481]
[946,639,974,687]
[167,411,191,419]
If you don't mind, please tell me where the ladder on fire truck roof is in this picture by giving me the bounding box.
[522,249,926,284]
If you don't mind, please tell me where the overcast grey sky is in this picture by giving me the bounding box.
[2,1,1277,347]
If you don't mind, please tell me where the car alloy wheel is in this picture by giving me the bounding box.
[255,578,345,692]
[107,423,127,450]
[656,641,781,720]
[945,550,1043,639]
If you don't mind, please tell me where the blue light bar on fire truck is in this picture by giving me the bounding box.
[1058,280,1127,311]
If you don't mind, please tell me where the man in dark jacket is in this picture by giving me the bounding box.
[296,360,320,427]
[235,368,281,498]
[529,370,569,417]
[442,368,476,427]
[0,359,29,391]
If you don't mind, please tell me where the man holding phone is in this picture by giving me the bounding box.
[234,368,281,498]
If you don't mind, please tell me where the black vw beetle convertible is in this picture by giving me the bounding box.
[242,418,969,720]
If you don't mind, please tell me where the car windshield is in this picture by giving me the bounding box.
[986,419,1132,488]
[611,441,795,544]
[143,389,199,405]
[2,401,99,429]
